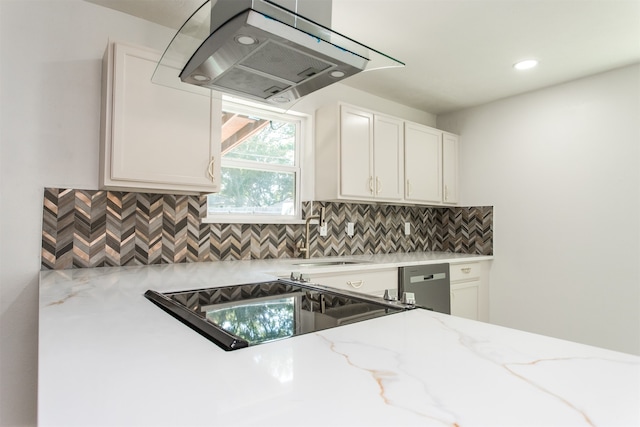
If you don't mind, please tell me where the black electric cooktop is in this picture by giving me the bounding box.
[145,279,409,351]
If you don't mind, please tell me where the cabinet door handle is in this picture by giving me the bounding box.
[207,157,216,182]
[347,280,364,289]
[369,177,374,195]
[406,179,412,197]
[444,185,449,201]
[461,267,471,274]
[376,177,382,195]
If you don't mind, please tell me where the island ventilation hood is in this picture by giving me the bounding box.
[153,0,404,110]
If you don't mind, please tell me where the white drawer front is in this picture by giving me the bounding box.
[309,269,397,296]
[450,262,481,282]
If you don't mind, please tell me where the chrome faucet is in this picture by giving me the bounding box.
[298,207,325,259]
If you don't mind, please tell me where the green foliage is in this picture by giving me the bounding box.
[217,168,294,209]
[224,121,295,166]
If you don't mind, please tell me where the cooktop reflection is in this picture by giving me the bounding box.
[145,280,408,351]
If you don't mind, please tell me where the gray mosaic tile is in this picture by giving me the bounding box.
[41,188,493,270]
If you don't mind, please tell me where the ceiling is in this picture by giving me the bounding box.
[86,0,640,114]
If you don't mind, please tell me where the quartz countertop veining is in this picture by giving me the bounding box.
[38,253,639,426]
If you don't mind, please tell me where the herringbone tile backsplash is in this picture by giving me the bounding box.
[41,188,492,270]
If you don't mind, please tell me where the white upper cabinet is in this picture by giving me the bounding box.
[404,122,442,204]
[316,104,404,203]
[316,103,457,205]
[100,42,221,194]
[404,123,458,205]
[442,132,459,204]
[373,114,404,201]
[338,106,374,199]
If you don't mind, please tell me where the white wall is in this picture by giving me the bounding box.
[0,1,433,425]
[437,64,640,356]
[0,2,175,425]
[298,84,436,126]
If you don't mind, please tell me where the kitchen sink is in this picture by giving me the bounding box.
[292,260,370,267]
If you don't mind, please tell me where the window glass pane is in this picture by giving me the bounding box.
[208,167,295,216]
[221,111,295,166]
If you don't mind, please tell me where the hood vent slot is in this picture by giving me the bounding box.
[206,38,334,100]
[242,41,332,83]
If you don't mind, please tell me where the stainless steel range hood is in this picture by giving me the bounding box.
[153,0,404,110]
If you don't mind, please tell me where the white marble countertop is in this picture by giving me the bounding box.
[39,253,640,426]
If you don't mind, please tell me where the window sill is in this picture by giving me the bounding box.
[202,216,305,225]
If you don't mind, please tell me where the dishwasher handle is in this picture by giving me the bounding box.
[409,272,447,283]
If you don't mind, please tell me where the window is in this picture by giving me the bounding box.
[206,101,304,223]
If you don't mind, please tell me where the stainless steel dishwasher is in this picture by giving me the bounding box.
[398,263,450,314]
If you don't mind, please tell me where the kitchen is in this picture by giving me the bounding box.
[1,0,639,426]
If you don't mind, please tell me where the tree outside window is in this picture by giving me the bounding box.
[207,103,302,221]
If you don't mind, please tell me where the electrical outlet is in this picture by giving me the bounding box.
[404,222,411,235]
[319,224,327,236]
[347,222,355,237]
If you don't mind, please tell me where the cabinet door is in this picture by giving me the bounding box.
[105,42,220,193]
[451,281,480,320]
[442,133,458,204]
[340,106,374,199]
[404,123,442,203]
[374,115,404,201]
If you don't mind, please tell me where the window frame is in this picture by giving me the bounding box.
[203,99,307,224]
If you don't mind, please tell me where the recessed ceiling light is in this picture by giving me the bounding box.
[235,35,258,46]
[272,96,290,103]
[513,59,539,70]
[192,74,210,82]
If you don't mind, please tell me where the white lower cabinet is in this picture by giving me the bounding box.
[451,281,480,320]
[307,269,397,298]
[288,261,490,321]
[450,261,490,321]
[100,42,221,194]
